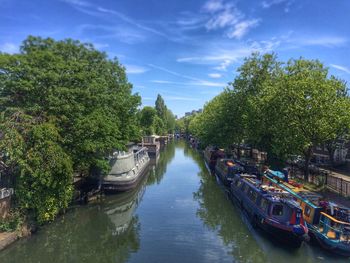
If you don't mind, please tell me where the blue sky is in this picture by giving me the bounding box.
[1,0,350,117]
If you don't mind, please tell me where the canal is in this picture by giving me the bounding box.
[0,141,348,263]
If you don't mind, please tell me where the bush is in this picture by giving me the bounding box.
[0,210,24,232]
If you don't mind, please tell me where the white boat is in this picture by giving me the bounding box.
[102,146,150,192]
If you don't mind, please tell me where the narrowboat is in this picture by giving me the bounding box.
[235,159,261,176]
[139,135,160,157]
[203,146,224,173]
[102,146,150,192]
[229,173,308,248]
[215,159,243,186]
[264,170,350,256]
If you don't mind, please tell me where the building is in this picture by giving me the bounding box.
[312,140,350,166]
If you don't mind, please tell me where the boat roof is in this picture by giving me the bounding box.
[263,172,319,209]
[266,170,285,179]
[237,174,301,207]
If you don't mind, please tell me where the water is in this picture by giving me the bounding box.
[0,141,349,263]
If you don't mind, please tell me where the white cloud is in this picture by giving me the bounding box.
[330,64,350,74]
[295,36,347,47]
[208,73,222,78]
[97,7,167,38]
[61,0,91,7]
[177,46,256,71]
[262,0,288,8]
[227,19,260,39]
[202,0,260,39]
[262,0,295,12]
[202,0,224,13]
[125,64,149,74]
[77,24,146,44]
[149,64,226,87]
[0,43,18,54]
[63,0,167,41]
[205,7,242,30]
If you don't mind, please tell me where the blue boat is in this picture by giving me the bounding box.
[215,159,243,186]
[229,173,308,248]
[263,170,350,256]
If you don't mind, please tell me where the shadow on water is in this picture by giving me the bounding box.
[1,140,349,263]
[184,142,350,263]
[147,141,176,186]
[0,142,177,263]
[0,171,152,263]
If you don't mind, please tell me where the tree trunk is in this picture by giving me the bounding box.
[326,143,336,167]
[237,145,241,159]
[303,147,313,182]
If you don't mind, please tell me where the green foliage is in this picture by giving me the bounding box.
[175,118,185,133]
[155,94,167,121]
[188,52,350,180]
[139,106,157,135]
[139,94,176,135]
[0,210,24,232]
[0,36,141,223]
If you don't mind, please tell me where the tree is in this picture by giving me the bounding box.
[155,94,167,121]
[231,52,282,153]
[0,36,140,222]
[186,52,350,181]
[270,59,350,180]
[139,106,157,135]
[175,118,185,134]
[165,109,176,134]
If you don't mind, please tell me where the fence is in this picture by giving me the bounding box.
[326,174,350,197]
[290,165,350,197]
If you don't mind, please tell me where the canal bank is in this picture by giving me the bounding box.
[0,141,349,262]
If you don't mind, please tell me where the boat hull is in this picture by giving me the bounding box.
[215,167,232,187]
[229,176,307,248]
[260,219,304,248]
[103,163,150,192]
[308,227,350,257]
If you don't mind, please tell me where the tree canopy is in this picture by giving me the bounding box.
[0,36,140,222]
[139,94,176,135]
[188,53,350,180]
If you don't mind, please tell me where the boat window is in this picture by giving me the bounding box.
[305,206,311,217]
[260,198,269,211]
[272,204,284,216]
[248,189,258,203]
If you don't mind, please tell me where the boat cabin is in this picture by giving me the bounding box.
[317,212,350,242]
[233,174,304,225]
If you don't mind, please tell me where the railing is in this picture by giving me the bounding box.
[319,212,350,241]
[134,147,148,163]
[326,174,350,197]
[289,165,350,197]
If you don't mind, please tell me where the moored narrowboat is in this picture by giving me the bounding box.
[215,159,243,186]
[103,146,150,192]
[229,173,308,248]
[203,146,224,173]
[263,170,350,256]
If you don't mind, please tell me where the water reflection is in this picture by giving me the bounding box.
[0,173,149,263]
[147,141,175,185]
[185,143,350,263]
[1,141,349,263]
[187,145,268,262]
